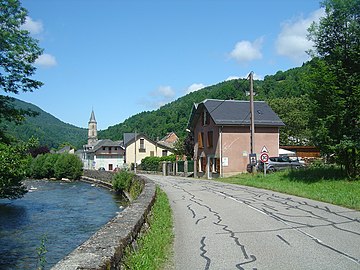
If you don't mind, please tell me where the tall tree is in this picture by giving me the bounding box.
[268,96,312,146]
[0,0,43,129]
[308,0,360,177]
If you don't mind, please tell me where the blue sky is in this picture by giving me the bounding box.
[17,0,324,130]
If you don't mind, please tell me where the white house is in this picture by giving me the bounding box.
[79,110,125,171]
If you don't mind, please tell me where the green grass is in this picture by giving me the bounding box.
[123,186,174,270]
[215,167,360,210]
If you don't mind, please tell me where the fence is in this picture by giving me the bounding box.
[136,160,194,176]
[161,160,194,177]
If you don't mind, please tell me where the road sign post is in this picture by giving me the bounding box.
[260,152,269,176]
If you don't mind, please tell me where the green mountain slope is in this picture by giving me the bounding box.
[99,62,312,144]
[1,98,87,149]
[1,62,311,149]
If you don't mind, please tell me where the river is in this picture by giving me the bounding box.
[0,179,126,270]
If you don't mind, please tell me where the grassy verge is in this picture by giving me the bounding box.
[123,186,174,270]
[215,167,360,210]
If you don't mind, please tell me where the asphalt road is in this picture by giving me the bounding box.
[143,174,360,270]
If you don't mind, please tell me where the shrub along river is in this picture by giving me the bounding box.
[0,179,126,270]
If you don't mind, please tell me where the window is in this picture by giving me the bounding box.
[108,147,112,153]
[102,147,106,151]
[198,132,204,148]
[115,147,118,151]
[205,111,210,125]
[207,131,213,148]
[140,138,145,149]
[203,110,210,126]
[139,138,146,152]
[108,164,113,171]
[162,150,168,157]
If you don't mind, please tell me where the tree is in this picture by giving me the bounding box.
[28,145,50,158]
[268,96,312,146]
[54,154,83,180]
[0,0,43,126]
[30,154,48,179]
[0,0,43,198]
[308,0,360,177]
[0,138,37,199]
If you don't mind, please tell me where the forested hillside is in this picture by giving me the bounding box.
[2,62,312,149]
[99,62,313,145]
[1,98,87,149]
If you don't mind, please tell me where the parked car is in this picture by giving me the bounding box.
[257,156,304,172]
[98,167,105,171]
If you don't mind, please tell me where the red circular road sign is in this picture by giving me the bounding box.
[260,152,269,163]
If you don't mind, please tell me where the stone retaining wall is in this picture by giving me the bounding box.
[51,174,156,270]
[83,169,115,182]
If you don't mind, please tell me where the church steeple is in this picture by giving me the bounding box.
[89,110,96,123]
[88,109,98,146]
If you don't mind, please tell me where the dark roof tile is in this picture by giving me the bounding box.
[191,99,285,127]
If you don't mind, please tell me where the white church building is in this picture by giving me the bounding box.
[79,110,125,171]
[78,110,178,171]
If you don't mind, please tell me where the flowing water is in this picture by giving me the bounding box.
[0,180,125,269]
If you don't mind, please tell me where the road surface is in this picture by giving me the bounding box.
[143,174,360,270]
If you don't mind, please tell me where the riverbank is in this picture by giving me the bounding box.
[51,173,157,269]
[122,186,174,270]
[0,180,122,270]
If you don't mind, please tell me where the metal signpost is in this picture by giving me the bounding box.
[260,152,269,176]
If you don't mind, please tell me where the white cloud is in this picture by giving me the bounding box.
[35,53,57,67]
[226,73,263,81]
[141,85,176,109]
[151,85,175,99]
[229,38,263,63]
[226,76,240,81]
[275,8,325,62]
[185,83,206,94]
[22,16,43,35]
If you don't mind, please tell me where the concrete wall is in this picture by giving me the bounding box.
[83,169,115,182]
[51,173,156,270]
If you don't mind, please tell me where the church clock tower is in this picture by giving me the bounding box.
[88,110,98,146]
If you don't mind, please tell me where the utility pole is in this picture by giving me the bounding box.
[248,72,255,173]
[134,130,137,174]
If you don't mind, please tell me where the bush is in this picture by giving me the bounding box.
[112,170,135,192]
[54,153,83,180]
[141,157,161,171]
[129,178,144,199]
[141,155,176,171]
[29,153,81,180]
[43,153,60,178]
[30,154,48,179]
